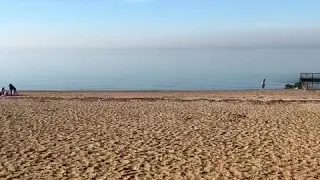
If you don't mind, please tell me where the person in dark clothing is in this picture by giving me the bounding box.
[9,84,18,95]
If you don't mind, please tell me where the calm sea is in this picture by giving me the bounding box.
[0,48,319,90]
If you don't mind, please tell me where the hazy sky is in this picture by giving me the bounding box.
[1,0,320,48]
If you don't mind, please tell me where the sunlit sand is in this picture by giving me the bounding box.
[1,90,320,179]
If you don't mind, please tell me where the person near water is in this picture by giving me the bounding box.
[8,84,18,95]
[261,79,266,90]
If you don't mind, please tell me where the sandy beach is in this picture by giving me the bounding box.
[1,90,320,179]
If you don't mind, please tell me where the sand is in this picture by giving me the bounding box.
[1,90,320,179]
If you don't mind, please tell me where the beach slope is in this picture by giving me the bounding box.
[1,90,320,179]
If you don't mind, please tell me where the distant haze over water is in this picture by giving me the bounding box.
[0,48,319,90]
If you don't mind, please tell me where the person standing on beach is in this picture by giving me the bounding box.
[9,84,18,95]
[261,79,266,90]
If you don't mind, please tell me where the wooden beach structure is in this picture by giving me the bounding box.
[300,73,320,90]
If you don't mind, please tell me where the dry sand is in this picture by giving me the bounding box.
[1,90,320,179]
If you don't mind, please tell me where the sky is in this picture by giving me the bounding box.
[1,0,320,49]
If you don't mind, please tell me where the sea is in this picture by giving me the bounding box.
[0,48,319,90]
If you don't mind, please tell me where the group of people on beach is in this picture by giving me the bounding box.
[0,84,18,96]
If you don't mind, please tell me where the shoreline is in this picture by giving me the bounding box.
[5,89,320,104]
[18,89,302,93]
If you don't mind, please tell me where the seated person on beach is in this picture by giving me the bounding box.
[0,87,9,96]
[1,89,9,96]
[0,87,5,96]
[9,84,18,96]
[4,90,9,96]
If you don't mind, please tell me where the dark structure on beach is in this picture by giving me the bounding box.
[300,73,320,90]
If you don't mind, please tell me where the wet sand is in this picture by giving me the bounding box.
[1,90,320,179]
